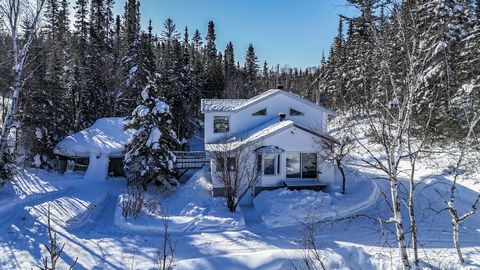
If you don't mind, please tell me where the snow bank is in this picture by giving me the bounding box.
[113,168,244,233]
[54,117,135,157]
[254,179,379,228]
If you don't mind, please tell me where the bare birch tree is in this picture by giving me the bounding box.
[347,2,439,268]
[0,0,45,179]
[440,106,480,265]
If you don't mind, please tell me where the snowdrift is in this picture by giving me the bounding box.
[254,178,379,228]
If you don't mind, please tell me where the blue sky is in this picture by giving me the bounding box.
[112,0,355,69]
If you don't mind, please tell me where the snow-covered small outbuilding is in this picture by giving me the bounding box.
[54,117,135,179]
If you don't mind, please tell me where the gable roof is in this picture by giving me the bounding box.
[205,117,338,152]
[201,89,335,116]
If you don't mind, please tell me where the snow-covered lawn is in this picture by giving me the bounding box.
[0,148,479,269]
[254,173,379,228]
[114,168,244,233]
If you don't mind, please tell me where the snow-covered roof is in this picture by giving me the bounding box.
[54,117,135,158]
[205,117,337,152]
[200,99,247,112]
[201,89,335,115]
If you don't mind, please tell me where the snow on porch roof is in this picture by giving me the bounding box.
[205,117,339,152]
[54,117,135,158]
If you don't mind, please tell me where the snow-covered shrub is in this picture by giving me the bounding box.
[120,187,146,220]
[120,186,159,220]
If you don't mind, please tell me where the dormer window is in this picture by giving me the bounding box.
[253,108,267,116]
[214,116,229,133]
[289,108,304,116]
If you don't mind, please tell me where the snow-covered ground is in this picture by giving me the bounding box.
[0,131,479,269]
[113,168,245,233]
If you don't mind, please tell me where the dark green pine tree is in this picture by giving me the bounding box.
[118,0,155,116]
[203,21,224,98]
[84,0,109,125]
[323,17,347,109]
[223,41,235,77]
[244,43,259,97]
[157,19,198,145]
[71,0,89,131]
[124,82,179,190]
[18,0,70,168]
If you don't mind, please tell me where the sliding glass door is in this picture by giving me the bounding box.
[286,152,317,179]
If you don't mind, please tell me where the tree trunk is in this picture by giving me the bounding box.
[337,160,346,194]
[409,164,419,267]
[390,173,410,270]
[0,71,21,158]
[452,218,464,264]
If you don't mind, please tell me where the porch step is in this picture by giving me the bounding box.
[283,179,327,191]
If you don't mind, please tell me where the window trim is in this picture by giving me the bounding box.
[252,108,267,116]
[213,115,230,133]
[289,108,304,116]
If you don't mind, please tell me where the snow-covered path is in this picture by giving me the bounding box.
[0,162,479,269]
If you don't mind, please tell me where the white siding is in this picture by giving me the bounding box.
[209,125,336,189]
[204,92,329,144]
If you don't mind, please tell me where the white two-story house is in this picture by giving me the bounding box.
[201,88,338,203]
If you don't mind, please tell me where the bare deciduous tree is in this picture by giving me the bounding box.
[439,112,480,265]
[209,137,259,212]
[154,208,176,270]
[36,205,77,270]
[314,121,353,194]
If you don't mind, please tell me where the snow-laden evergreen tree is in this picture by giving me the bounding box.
[414,0,471,137]
[83,0,109,125]
[157,19,199,147]
[117,0,155,116]
[18,0,70,168]
[124,82,179,190]
[322,17,347,109]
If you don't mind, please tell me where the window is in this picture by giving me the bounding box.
[277,154,281,174]
[286,152,317,178]
[286,153,301,178]
[253,108,267,116]
[216,157,224,172]
[227,157,236,171]
[263,154,276,175]
[290,108,304,116]
[256,154,262,175]
[214,116,229,133]
[216,157,236,171]
[301,153,317,178]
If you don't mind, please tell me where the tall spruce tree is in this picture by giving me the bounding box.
[203,21,224,98]
[244,43,259,97]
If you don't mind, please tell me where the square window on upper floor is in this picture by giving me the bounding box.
[214,116,229,133]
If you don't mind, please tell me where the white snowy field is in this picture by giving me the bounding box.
[0,141,479,269]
